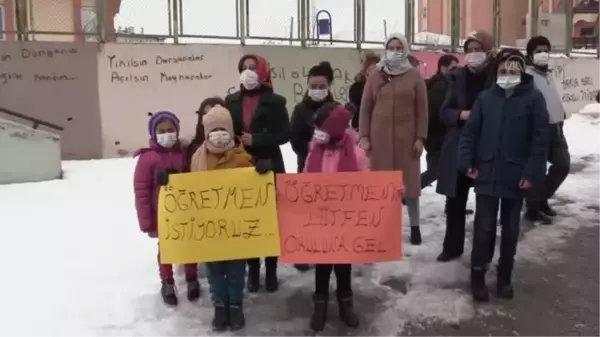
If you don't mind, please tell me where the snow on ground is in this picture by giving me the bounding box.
[0,113,598,336]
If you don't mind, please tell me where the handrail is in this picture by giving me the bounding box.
[0,107,64,132]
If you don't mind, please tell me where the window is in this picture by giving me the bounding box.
[81,5,98,41]
[0,5,5,41]
[580,26,596,36]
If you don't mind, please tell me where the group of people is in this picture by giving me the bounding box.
[133,30,575,332]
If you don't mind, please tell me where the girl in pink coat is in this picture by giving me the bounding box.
[303,103,369,332]
[133,111,199,307]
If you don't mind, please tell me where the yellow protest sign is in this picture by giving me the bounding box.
[157,167,280,264]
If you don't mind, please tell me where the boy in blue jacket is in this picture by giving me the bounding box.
[458,48,548,303]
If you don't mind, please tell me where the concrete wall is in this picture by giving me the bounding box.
[0,41,597,159]
[0,41,103,159]
[0,117,61,184]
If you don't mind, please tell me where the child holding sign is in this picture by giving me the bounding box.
[304,103,368,332]
[133,111,200,307]
[190,105,272,332]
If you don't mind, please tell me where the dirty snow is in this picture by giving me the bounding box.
[0,113,598,335]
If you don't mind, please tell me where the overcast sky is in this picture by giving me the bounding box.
[114,0,410,44]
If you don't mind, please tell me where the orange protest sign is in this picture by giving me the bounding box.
[276,171,404,264]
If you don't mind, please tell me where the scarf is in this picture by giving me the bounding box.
[377,32,413,76]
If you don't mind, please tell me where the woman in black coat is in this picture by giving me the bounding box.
[290,61,335,173]
[347,52,380,130]
[225,53,290,293]
[289,61,335,272]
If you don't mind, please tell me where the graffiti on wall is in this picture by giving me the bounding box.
[0,41,597,159]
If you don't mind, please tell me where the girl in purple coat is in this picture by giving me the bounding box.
[133,111,199,306]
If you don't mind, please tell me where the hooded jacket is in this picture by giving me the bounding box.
[133,112,187,233]
[458,73,549,198]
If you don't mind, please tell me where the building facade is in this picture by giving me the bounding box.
[418,0,560,45]
[0,0,121,41]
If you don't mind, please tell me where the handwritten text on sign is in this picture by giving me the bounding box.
[158,168,280,264]
[276,171,404,264]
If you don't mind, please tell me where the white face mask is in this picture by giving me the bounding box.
[207,130,233,149]
[496,75,521,89]
[240,69,259,90]
[466,52,487,68]
[385,51,406,67]
[312,129,330,144]
[308,89,328,102]
[156,132,177,148]
[533,52,550,66]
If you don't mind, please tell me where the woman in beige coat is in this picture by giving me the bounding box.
[358,33,428,245]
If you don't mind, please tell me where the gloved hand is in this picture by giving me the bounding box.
[157,168,179,186]
[255,159,273,175]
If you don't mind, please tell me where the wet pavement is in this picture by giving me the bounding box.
[247,223,599,336]
[407,225,599,336]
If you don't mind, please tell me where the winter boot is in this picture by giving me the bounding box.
[160,279,178,306]
[540,201,558,217]
[211,304,229,332]
[496,265,514,299]
[337,292,359,328]
[294,264,310,272]
[229,303,246,331]
[186,276,201,302]
[525,210,552,225]
[410,226,422,245]
[247,260,260,293]
[310,294,328,332]
[265,259,279,292]
[436,251,461,262]
[470,269,489,303]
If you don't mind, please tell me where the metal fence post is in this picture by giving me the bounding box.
[405,0,414,44]
[15,0,30,41]
[450,0,460,53]
[172,0,180,43]
[354,0,363,49]
[492,0,500,47]
[529,0,539,38]
[238,0,247,45]
[594,3,600,58]
[360,0,365,46]
[299,0,307,47]
[563,0,573,55]
[95,0,107,42]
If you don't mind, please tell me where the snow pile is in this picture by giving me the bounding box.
[0,115,597,335]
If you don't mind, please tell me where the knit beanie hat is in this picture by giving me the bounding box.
[202,104,234,136]
[148,111,180,139]
[190,105,235,171]
[464,30,494,52]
